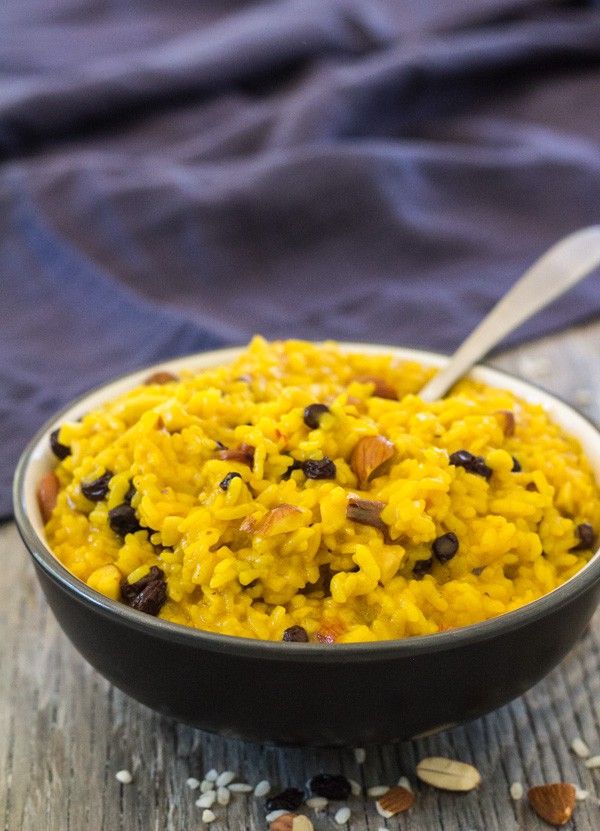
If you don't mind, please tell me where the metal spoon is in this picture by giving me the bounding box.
[419,226,600,402]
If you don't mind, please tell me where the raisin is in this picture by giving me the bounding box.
[282,457,303,480]
[511,456,522,472]
[50,428,71,460]
[449,449,492,479]
[432,532,459,564]
[282,625,309,642]
[303,403,330,430]
[81,471,113,502]
[219,471,242,491]
[571,522,596,551]
[413,556,433,576]
[121,566,167,616]
[123,483,136,504]
[302,457,336,480]
[108,503,142,537]
[308,773,351,801]
[265,788,305,812]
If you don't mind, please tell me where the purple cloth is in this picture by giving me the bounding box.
[2,0,600,518]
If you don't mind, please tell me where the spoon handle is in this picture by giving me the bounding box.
[419,226,600,402]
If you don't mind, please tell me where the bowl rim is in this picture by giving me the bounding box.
[13,341,600,661]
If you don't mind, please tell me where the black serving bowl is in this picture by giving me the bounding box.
[13,345,600,747]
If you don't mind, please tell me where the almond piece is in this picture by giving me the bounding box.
[216,442,255,467]
[254,504,304,537]
[527,783,576,826]
[352,375,398,400]
[144,370,179,385]
[350,435,395,486]
[416,757,481,792]
[495,409,515,437]
[316,619,344,643]
[346,498,391,544]
[37,471,60,523]
[269,813,314,831]
[375,786,414,817]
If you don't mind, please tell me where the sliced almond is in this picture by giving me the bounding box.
[316,619,344,644]
[37,471,60,523]
[416,757,481,792]
[144,370,179,385]
[346,498,391,544]
[375,786,414,817]
[269,813,314,831]
[350,435,395,486]
[254,504,303,537]
[352,375,398,400]
[216,442,255,467]
[494,409,516,437]
[527,783,576,826]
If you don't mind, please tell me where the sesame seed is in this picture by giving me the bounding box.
[216,770,236,787]
[510,782,523,800]
[186,777,201,790]
[334,806,351,825]
[195,791,216,809]
[584,755,600,769]
[575,788,590,801]
[367,786,390,798]
[217,786,231,806]
[254,779,271,797]
[353,747,367,764]
[348,778,362,796]
[204,768,219,782]
[265,809,288,822]
[115,770,133,784]
[201,809,216,824]
[571,737,591,758]
[305,796,328,811]
[200,780,215,792]
[228,782,253,793]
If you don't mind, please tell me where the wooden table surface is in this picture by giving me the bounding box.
[3,320,600,831]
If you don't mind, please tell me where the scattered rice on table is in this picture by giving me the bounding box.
[43,337,600,643]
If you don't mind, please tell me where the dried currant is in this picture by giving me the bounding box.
[449,449,492,479]
[303,403,330,430]
[571,522,596,551]
[302,457,336,480]
[265,788,305,812]
[121,566,167,616]
[413,556,433,576]
[511,456,522,472]
[50,428,71,460]
[108,503,142,537]
[432,532,459,564]
[81,471,113,502]
[282,625,309,642]
[219,471,242,491]
[308,773,351,801]
[282,457,303,480]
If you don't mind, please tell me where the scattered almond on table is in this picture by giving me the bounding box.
[527,783,576,826]
[269,813,314,831]
[416,757,481,792]
[375,786,414,817]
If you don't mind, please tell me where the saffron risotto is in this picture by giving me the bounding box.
[43,338,600,642]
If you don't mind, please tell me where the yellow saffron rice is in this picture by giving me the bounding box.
[43,337,600,642]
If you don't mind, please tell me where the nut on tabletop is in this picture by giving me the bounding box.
[269,813,314,831]
[416,757,481,792]
[527,783,576,826]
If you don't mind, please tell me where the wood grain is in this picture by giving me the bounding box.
[3,319,600,831]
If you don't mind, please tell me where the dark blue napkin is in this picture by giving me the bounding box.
[2,0,600,518]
